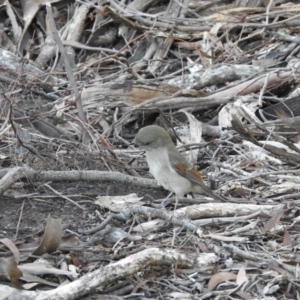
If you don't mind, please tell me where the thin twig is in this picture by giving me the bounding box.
[43,184,85,210]
[14,200,25,241]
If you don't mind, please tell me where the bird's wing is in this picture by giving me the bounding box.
[168,146,225,202]
[168,146,205,184]
[167,146,193,173]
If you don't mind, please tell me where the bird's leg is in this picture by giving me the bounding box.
[159,192,173,207]
[174,194,179,210]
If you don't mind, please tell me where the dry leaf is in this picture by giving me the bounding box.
[0,238,20,264]
[0,257,22,287]
[32,215,62,255]
[69,253,83,268]
[19,262,78,277]
[236,265,248,286]
[219,97,258,128]
[264,210,285,233]
[283,228,292,247]
[0,23,15,51]
[208,272,237,291]
[19,0,63,50]
[95,193,144,212]
[271,105,292,119]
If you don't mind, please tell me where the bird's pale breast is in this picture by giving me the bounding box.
[145,147,192,196]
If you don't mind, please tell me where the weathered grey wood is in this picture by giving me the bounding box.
[261,95,300,119]
[0,48,63,86]
[0,167,159,195]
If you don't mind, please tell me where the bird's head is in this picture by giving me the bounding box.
[135,125,173,151]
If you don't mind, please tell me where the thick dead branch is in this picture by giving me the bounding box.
[111,205,202,234]
[0,167,158,195]
[0,248,217,299]
[136,95,232,110]
[207,70,292,99]
[175,202,285,220]
[169,64,265,89]
[56,81,227,115]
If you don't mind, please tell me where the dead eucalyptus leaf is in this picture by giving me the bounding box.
[236,265,248,286]
[264,210,285,233]
[18,262,78,277]
[4,0,22,42]
[0,238,20,264]
[19,0,64,51]
[271,105,292,119]
[32,215,62,256]
[95,193,144,212]
[0,257,22,286]
[0,23,15,51]
[219,97,258,128]
[69,253,83,268]
[283,228,292,247]
[208,272,237,291]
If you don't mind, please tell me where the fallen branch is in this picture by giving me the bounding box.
[0,167,158,195]
[0,248,217,299]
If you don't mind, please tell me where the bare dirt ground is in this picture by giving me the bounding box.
[0,182,165,240]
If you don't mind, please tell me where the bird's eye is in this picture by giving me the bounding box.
[143,142,151,145]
